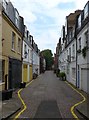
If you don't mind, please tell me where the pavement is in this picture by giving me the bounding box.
[0,71,89,119]
[0,89,22,119]
[76,94,89,119]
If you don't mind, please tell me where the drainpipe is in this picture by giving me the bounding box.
[75,17,78,88]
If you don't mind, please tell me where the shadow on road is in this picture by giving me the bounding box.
[34,100,62,118]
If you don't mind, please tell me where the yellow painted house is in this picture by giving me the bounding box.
[0,7,23,90]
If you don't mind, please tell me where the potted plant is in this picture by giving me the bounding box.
[33,73,38,79]
[59,72,66,81]
[2,89,13,101]
[20,82,26,88]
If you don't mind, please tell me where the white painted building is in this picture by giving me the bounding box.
[59,10,81,86]
[32,49,40,75]
[22,25,33,82]
[76,1,89,93]
[58,1,89,93]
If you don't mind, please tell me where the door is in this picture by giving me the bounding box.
[81,68,88,93]
[23,64,28,82]
[30,65,32,80]
[8,60,12,89]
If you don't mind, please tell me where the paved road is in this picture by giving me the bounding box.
[12,71,84,119]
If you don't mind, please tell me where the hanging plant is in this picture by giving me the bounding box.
[77,49,81,53]
[82,46,88,58]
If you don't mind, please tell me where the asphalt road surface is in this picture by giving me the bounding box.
[11,71,85,119]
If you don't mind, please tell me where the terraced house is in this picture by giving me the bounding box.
[58,1,89,94]
[0,0,40,91]
[0,0,24,90]
[76,1,89,93]
[32,38,40,77]
[59,10,81,86]
[0,4,2,91]
[22,26,33,83]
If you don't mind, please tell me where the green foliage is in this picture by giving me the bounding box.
[82,46,88,58]
[41,49,53,70]
[59,72,66,77]
[58,72,66,81]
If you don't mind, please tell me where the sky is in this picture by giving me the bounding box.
[10,0,88,54]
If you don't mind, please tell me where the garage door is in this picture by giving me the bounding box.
[81,68,89,93]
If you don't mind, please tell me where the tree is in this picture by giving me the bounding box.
[41,49,54,70]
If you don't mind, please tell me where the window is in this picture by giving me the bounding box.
[72,44,75,57]
[69,30,73,41]
[3,0,7,11]
[78,15,81,28]
[69,47,71,56]
[85,31,88,46]
[84,4,88,19]
[18,38,21,53]
[24,44,26,52]
[78,37,81,50]
[24,44,27,58]
[28,49,29,61]
[69,47,71,62]
[15,9,19,27]
[12,32,16,50]
[24,26,27,38]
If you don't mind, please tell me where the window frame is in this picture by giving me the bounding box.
[84,31,88,46]
[78,37,81,50]
[18,38,21,53]
[84,3,88,19]
[12,31,16,50]
[72,44,75,57]
[78,14,81,28]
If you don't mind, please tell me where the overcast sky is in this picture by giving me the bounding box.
[11,0,88,54]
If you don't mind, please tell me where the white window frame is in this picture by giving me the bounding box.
[84,31,88,46]
[78,15,81,28]
[84,3,88,19]
[72,44,75,58]
[18,38,21,53]
[78,37,81,50]
[15,9,19,27]
[2,0,7,11]
[12,32,15,50]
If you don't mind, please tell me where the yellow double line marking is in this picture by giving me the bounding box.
[13,79,86,119]
[13,80,34,120]
[65,81,86,120]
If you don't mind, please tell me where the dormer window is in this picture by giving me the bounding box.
[24,26,27,38]
[27,31,30,41]
[15,9,19,28]
[84,3,88,19]
[2,0,7,12]
[78,14,81,28]
[69,30,73,41]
